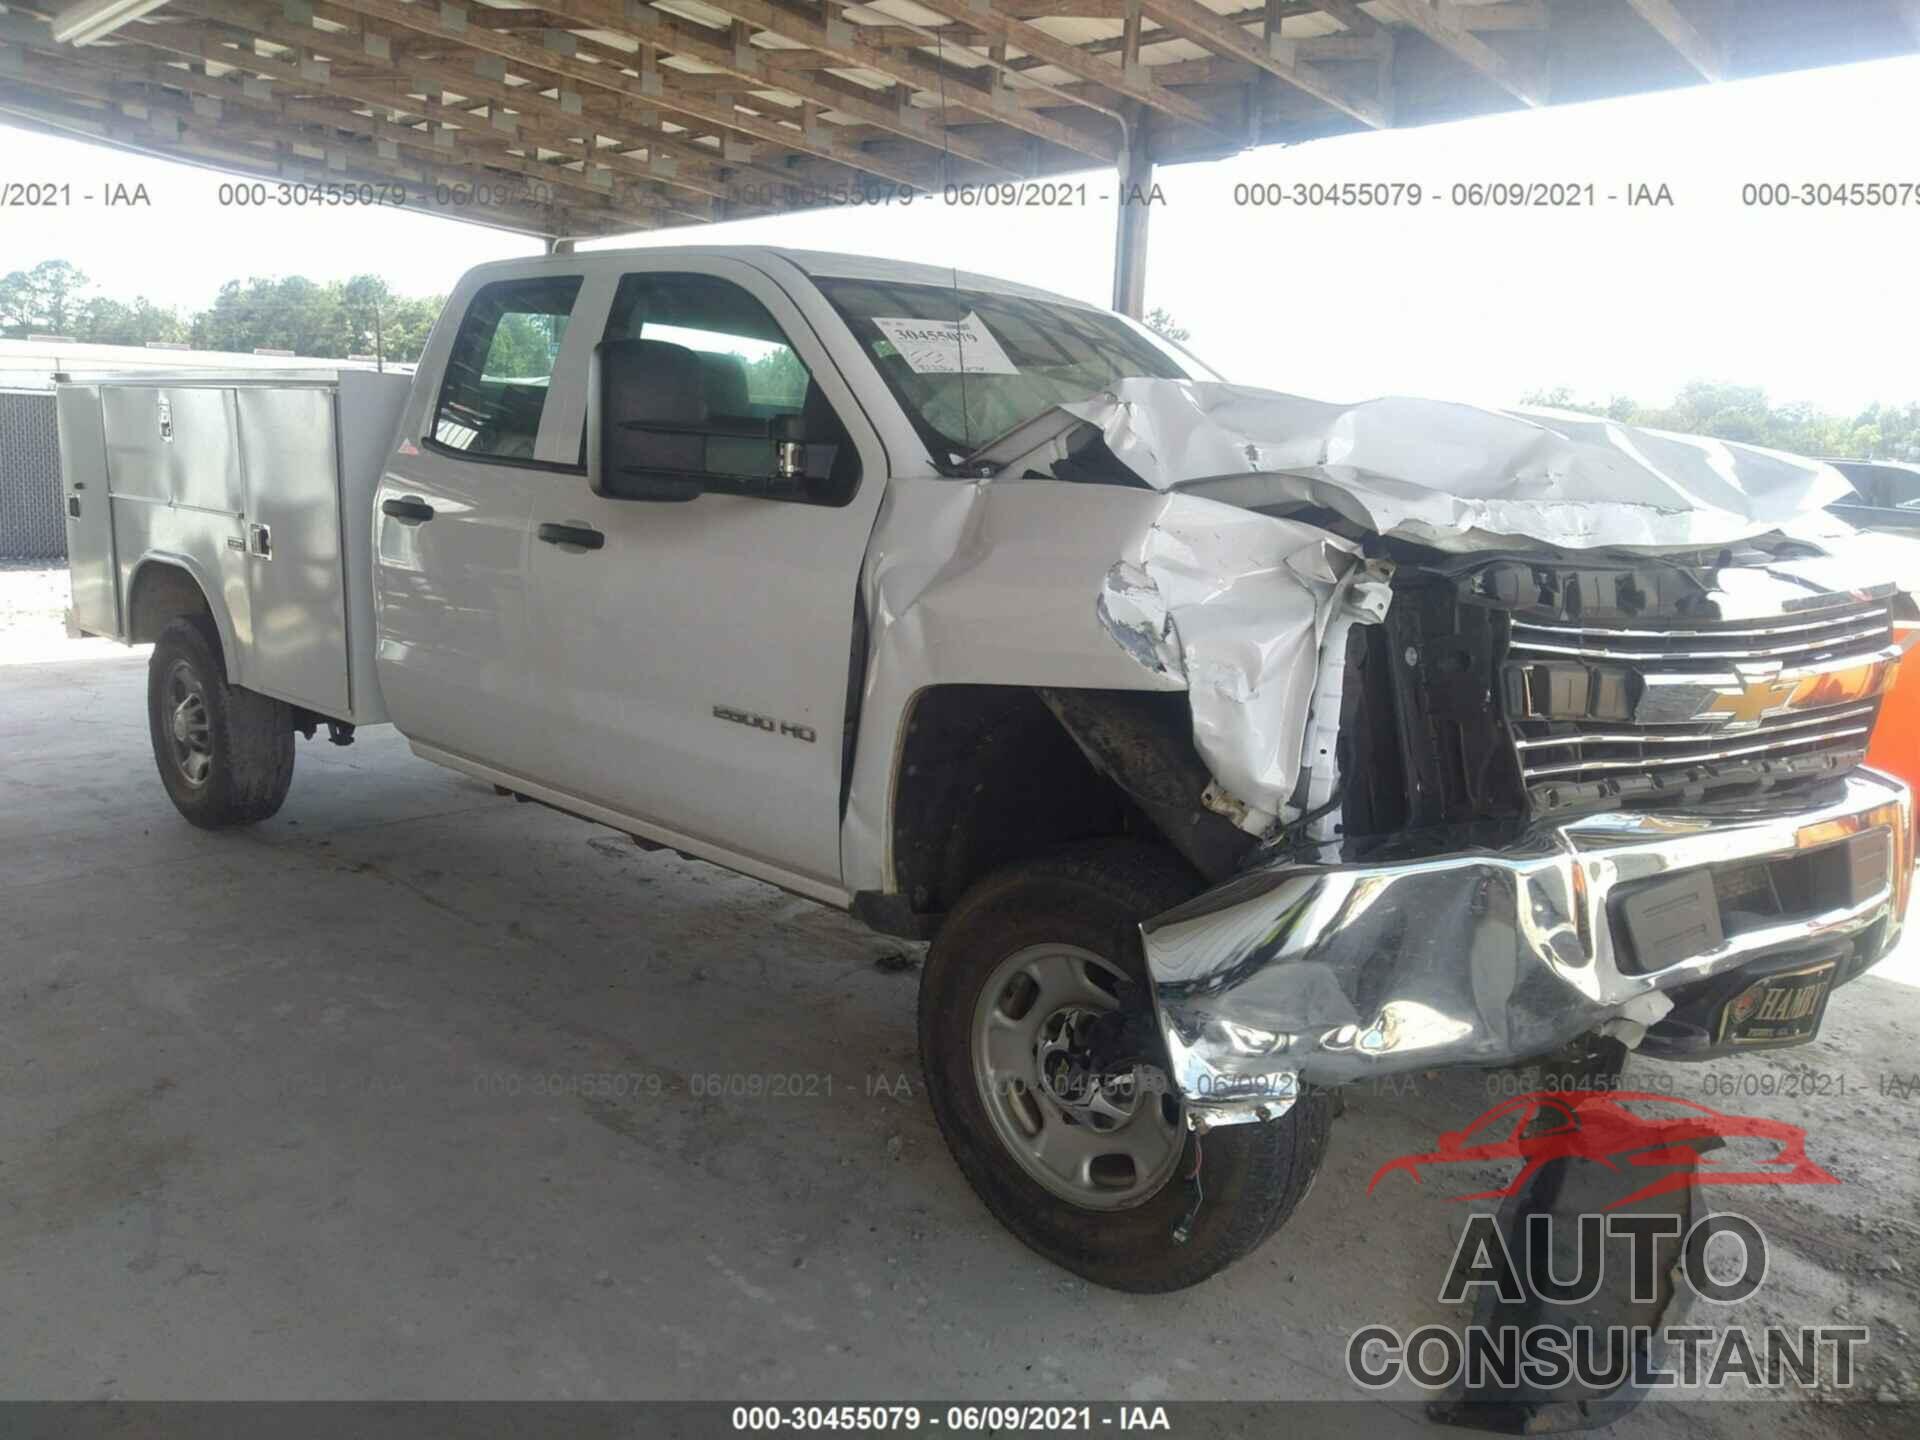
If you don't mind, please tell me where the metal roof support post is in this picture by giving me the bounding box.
[1110,106,1151,318]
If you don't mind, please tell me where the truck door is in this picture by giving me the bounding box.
[521,259,887,894]
[55,385,119,637]
[373,272,583,774]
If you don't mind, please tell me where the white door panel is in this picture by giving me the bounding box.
[373,449,541,768]
[374,270,586,773]
[524,258,885,886]
[528,488,870,879]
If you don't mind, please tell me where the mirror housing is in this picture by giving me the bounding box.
[590,338,707,502]
[589,338,840,502]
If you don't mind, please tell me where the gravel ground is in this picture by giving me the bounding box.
[1,563,1916,1435]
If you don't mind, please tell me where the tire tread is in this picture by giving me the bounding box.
[918,840,1333,1293]
[147,615,295,828]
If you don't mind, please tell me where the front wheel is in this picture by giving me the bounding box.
[147,615,295,828]
[919,841,1333,1292]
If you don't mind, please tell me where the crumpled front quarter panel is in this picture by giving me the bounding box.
[842,477,1347,894]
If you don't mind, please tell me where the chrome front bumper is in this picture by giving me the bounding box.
[1140,769,1913,1127]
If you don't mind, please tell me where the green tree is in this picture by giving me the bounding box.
[1520,381,1920,462]
[337,274,392,357]
[192,275,347,355]
[0,258,450,361]
[744,346,809,407]
[380,295,443,365]
[482,311,563,378]
[0,259,92,336]
[78,295,189,346]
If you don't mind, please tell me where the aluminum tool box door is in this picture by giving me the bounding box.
[233,385,350,717]
[55,384,118,638]
[98,383,253,673]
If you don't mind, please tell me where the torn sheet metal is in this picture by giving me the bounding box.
[842,477,1195,896]
[1096,501,1369,832]
[1141,769,1912,1121]
[841,475,1371,891]
[1042,380,1851,552]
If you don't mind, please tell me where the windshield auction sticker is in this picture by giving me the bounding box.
[870,312,1019,375]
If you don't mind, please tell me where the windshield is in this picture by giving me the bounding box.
[814,276,1208,468]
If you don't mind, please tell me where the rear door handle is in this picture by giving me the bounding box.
[382,496,435,524]
[537,522,605,551]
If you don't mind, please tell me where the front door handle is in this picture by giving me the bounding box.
[382,496,435,524]
[537,522,606,551]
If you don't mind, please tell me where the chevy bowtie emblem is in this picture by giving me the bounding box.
[1703,674,1799,727]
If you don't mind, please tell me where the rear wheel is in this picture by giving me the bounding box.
[147,615,295,828]
[919,841,1333,1292]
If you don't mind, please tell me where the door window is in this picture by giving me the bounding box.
[432,275,582,461]
[586,272,857,504]
[605,272,810,423]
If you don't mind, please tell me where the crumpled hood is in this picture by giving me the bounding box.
[1045,379,1851,551]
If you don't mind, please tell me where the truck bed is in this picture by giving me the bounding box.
[57,368,410,726]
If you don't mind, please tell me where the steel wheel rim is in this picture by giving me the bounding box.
[970,943,1185,1211]
[165,660,213,788]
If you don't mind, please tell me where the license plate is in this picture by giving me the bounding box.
[1716,961,1837,1047]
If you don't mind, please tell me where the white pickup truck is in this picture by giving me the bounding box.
[58,247,1913,1295]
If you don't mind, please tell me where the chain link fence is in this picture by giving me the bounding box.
[0,391,65,561]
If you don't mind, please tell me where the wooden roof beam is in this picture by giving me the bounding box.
[1623,0,1726,82]
[1374,0,1546,106]
[0,65,619,231]
[658,0,1117,162]
[1462,2,1547,30]
[995,0,1537,69]
[901,0,1227,133]
[1304,1,1377,35]
[1133,0,1389,127]
[11,29,672,215]
[133,11,751,216]
[254,0,935,188]
[263,7,935,201]
[476,0,1020,175]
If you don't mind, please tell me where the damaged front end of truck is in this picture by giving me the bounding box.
[977,380,1916,1131]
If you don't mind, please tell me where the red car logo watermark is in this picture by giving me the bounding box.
[1367,1090,1838,1209]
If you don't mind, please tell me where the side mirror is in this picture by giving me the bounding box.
[589,338,708,502]
[589,340,836,503]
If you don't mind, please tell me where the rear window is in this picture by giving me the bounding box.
[431,275,582,462]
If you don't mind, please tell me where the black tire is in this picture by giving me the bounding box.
[147,615,295,828]
[919,841,1333,1293]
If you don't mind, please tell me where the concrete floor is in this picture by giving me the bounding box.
[2,566,1917,1432]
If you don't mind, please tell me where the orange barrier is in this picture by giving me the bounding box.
[1867,624,1920,819]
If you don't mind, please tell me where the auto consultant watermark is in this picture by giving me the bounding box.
[1349,1089,1868,1398]
[1346,1212,1867,1393]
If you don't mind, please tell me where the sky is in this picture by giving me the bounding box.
[4,51,1918,413]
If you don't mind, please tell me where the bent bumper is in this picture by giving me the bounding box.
[1140,769,1912,1127]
